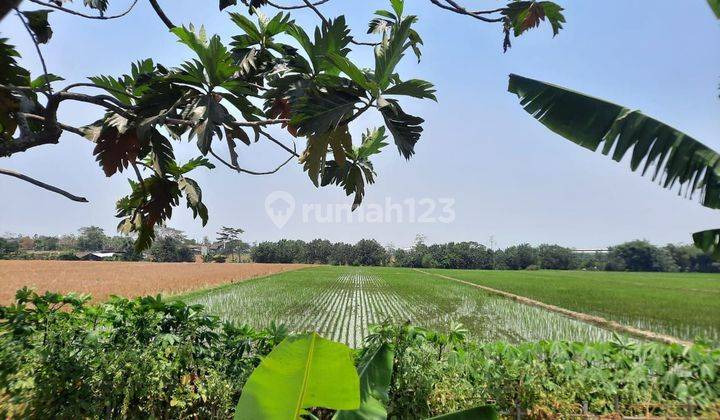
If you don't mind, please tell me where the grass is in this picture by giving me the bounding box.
[426,268,720,344]
[186,266,615,347]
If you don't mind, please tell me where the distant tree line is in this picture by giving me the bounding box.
[249,238,719,273]
[0,226,200,263]
[251,239,389,267]
[4,228,718,272]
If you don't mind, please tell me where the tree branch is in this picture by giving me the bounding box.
[56,91,135,119]
[301,0,327,25]
[266,0,331,10]
[209,147,295,175]
[0,168,88,202]
[164,117,290,128]
[148,0,175,29]
[259,129,300,157]
[28,0,140,20]
[0,128,61,157]
[298,0,377,46]
[428,0,505,23]
[61,82,141,100]
[16,9,53,95]
[16,112,85,136]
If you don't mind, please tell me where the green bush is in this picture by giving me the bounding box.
[1,291,718,418]
[0,289,284,418]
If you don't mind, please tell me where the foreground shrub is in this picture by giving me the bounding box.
[0,291,718,418]
[0,289,285,418]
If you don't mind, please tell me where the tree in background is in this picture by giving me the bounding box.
[352,239,388,266]
[499,243,537,270]
[576,252,608,271]
[607,240,678,272]
[17,236,34,251]
[32,235,59,251]
[305,239,333,264]
[250,242,277,263]
[216,226,249,255]
[0,237,19,257]
[58,235,77,250]
[76,226,108,251]
[149,235,194,262]
[106,235,143,261]
[329,242,354,266]
[536,244,577,270]
[665,243,719,273]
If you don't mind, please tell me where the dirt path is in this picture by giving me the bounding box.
[415,269,693,346]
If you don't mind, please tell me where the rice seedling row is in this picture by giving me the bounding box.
[427,268,720,344]
[188,266,617,347]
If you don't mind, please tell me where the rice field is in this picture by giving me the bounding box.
[426,268,720,345]
[186,266,616,347]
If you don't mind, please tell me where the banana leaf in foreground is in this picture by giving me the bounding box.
[508,73,720,257]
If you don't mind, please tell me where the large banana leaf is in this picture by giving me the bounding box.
[334,343,394,420]
[508,74,720,256]
[693,229,720,259]
[234,332,360,419]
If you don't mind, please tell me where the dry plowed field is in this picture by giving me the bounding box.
[0,260,309,304]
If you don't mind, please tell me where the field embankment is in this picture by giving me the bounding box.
[0,260,310,304]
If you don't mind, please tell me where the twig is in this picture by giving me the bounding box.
[350,39,379,47]
[301,0,327,25]
[164,117,290,128]
[0,168,88,202]
[56,91,135,119]
[343,99,374,124]
[17,112,84,136]
[259,129,300,157]
[429,0,505,23]
[130,162,147,195]
[61,82,140,100]
[28,0,139,20]
[148,0,175,29]
[266,0,331,10]
[16,9,53,95]
[209,148,295,175]
[298,0,377,46]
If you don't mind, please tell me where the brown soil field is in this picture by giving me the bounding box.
[0,260,311,304]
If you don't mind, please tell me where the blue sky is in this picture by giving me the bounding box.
[0,0,718,248]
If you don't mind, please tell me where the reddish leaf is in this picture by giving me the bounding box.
[92,127,141,177]
[267,97,298,137]
[521,3,545,33]
[140,177,180,226]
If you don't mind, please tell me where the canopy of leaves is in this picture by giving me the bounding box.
[0,0,567,252]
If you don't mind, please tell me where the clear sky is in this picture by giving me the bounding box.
[1,0,718,249]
